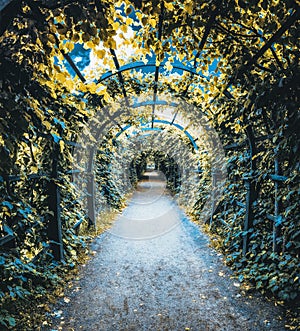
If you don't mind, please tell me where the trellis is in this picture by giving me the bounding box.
[0,1,298,265]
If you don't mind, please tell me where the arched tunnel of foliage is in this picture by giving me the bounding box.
[129,152,147,185]
[0,0,299,329]
[127,149,182,193]
[152,151,181,193]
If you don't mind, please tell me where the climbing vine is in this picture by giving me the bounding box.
[0,0,299,329]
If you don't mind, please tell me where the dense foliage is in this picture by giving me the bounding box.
[0,0,299,329]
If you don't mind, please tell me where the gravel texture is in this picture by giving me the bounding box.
[48,171,286,331]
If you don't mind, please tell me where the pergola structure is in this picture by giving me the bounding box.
[0,1,299,312]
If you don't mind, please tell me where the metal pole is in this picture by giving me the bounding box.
[47,140,64,261]
[242,176,255,256]
[273,152,282,253]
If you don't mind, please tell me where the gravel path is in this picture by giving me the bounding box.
[48,171,286,331]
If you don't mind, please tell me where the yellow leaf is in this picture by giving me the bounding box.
[43,120,52,130]
[86,40,95,49]
[79,101,86,109]
[110,38,117,49]
[178,53,185,61]
[164,2,174,11]
[59,140,64,153]
[126,17,133,25]
[165,61,173,71]
[37,63,45,72]
[104,38,116,50]
[57,53,64,61]
[103,92,111,103]
[87,82,97,94]
[65,41,74,52]
[136,12,143,21]
[149,18,156,28]
[234,123,242,133]
[185,2,194,15]
[96,49,106,59]
[31,165,38,173]
[77,82,87,92]
[56,72,66,83]
[55,15,63,23]
[112,21,120,30]
[121,24,128,33]
[65,79,74,91]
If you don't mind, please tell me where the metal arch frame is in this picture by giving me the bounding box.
[131,99,178,108]
[57,12,233,246]
[83,60,208,139]
[87,57,207,170]
[1,1,295,263]
[97,61,206,84]
[115,118,199,151]
[96,57,220,134]
[151,1,164,128]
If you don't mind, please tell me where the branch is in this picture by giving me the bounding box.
[249,7,300,67]
[110,48,128,103]
[0,0,21,37]
[152,1,164,127]
[55,36,86,83]
[222,7,300,94]
[228,20,285,70]
[193,7,219,68]
[216,23,276,73]
[34,0,75,10]
[215,22,258,39]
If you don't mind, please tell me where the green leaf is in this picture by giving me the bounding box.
[2,201,13,210]
[238,274,244,282]
[3,224,14,236]
[51,133,62,143]
[8,317,16,327]
[0,256,5,265]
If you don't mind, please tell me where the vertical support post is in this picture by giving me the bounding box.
[273,153,282,253]
[242,176,255,256]
[87,147,96,228]
[2,181,16,247]
[3,180,16,249]
[48,179,63,261]
[209,171,217,227]
[242,124,258,256]
[47,142,64,261]
[87,172,96,228]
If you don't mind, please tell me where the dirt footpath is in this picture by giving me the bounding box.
[47,171,286,331]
